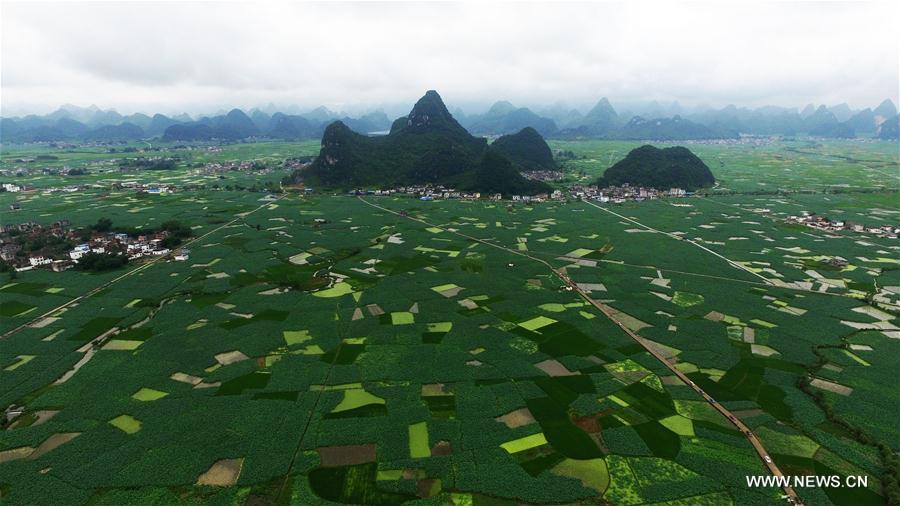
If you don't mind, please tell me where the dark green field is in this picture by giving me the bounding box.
[0,138,897,505]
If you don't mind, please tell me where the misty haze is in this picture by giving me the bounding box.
[0,2,898,506]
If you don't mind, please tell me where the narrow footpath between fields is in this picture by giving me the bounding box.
[360,196,803,505]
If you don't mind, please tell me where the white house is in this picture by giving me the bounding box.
[29,256,52,267]
[69,243,91,260]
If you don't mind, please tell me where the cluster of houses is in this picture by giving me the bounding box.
[522,170,565,182]
[2,182,25,193]
[347,185,569,203]
[679,137,777,147]
[786,212,899,238]
[6,184,106,204]
[349,186,488,201]
[1,220,67,271]
[346,183,689,204]
[42,185,84,194]
[2,159,119,179]
[5,181,178,196]
[0,220,190,273]
[113,181,177,194]
[200,160,269,174]
[569,184,688,203]
[283,159,310,173]
[1,167,34,179]
[511,191,566,203]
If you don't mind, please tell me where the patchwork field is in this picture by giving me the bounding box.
[1,138,897,505]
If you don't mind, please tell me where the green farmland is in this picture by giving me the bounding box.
[0,138,898,505]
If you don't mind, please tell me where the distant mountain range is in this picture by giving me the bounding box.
[0,104,392,144]
[460,101,558,137]
[557,98,621,137]
[289,90,552,196]
[1,98,897,143]
[877,114,899,140]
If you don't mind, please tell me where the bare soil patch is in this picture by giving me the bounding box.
[810,377,853,396]
[534,359,579,377]
[317,444,376,467]
[495,408,536,429]
[431,440,452,456]
[704,311,725,322]
[29,432,81,460]
[196,458,244,486]
[215,350,249,366]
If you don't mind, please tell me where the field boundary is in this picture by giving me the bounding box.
[359,196,804,505]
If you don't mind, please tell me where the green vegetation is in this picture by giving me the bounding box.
[330,388,386,417]
[672,291,705,307]
[291,91,551,195]
[74,252,128,272]
[551,458,609,493]
[308,463,415,505]
[490,127,557,171]
[598,144,715,190]
[408,422,430,458]
[500,432,548,453]
[131,388,168,401]
[0,137,896,506]
[108,414,142,434]
[390,311,414,325]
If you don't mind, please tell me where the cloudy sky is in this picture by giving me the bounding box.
[2,0,898,116]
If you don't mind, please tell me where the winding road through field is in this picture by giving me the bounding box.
[585,198,878,304]
[581,199,774,284]
[359,196,803,505]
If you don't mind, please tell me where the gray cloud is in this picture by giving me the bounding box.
[2,0,897,116]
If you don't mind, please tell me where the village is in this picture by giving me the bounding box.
[348,182,689,204]
[199,159,284,175]
[568,183,688,202]
[521,169,565,182]
[0,219,189,273]
[786,211,899,239]
[3,182,178,209]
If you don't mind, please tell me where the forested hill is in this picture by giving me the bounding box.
[288,91,551,196]
[490,127,557,171]
[597,145,716,191]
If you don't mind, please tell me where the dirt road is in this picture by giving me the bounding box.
[360,196,802,504]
